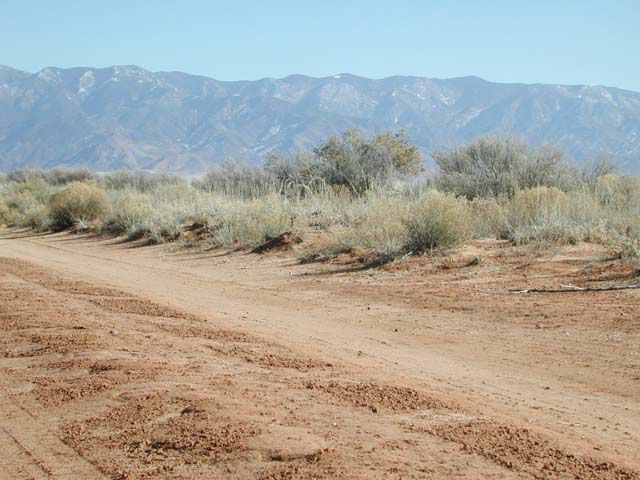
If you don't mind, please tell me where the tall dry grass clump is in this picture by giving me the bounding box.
[208,194,296,248]
[324,193,410,258]
[194,161,282,199]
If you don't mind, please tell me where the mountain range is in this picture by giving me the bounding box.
[1,64,639,173]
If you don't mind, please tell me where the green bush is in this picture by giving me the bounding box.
[48,182,109,230]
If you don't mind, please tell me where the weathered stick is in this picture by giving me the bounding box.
[510,284,640,294]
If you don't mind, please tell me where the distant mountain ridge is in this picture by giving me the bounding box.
[1,65,639,173]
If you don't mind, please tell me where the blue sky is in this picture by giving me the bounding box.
[1,0,639,91]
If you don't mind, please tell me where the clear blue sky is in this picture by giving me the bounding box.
[1,0,639,91]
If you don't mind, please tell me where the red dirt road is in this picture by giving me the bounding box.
[0,229,639,479]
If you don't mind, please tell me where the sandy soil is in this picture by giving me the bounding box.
[0,229,638,479]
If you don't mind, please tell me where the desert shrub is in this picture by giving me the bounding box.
[193,130,423,199]
[8,167,95,185]
[0,179,55,227]
[3,191,40,220]
[209,195,296,248]
[499,187,607,245]
[139,185,202,243]
[468,197,505,238]
[264,130,423,197]
[7,169,38,183]
[101,185,225,243]
[611,238,640,265]
[194,161,280,199]
[292,188,356,230]
[434,136,579,199]
[7,178,53,203]
[45,167,95,185]
[312,130,422,195]
[48,182,109,230]
[99,171,186,192]
[594,174,640,208]
[578,156,617,188]
[146,212,183,243]
[104,191,154,239]
[403,191,471,253]
[23,204,51,231]
[330,194,410,257]
[265,152,323,190]
[0,201,13,226]
[0,134,636,263]
[592,175,640,243]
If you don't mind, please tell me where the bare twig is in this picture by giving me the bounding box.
[510,284,640,294]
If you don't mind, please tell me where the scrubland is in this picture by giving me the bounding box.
[1,134,638,265]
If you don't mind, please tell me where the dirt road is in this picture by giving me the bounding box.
[1,229,639,479]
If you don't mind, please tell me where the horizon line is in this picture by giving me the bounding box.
[1,63,637,94]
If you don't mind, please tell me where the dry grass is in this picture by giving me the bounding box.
[1,173,639,266]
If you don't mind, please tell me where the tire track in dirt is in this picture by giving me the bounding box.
[0,392,107,479]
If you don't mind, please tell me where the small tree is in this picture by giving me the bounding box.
[313,130,423,195]
[265,130,423,196]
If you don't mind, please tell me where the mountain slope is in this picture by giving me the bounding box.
[1,65,639,173]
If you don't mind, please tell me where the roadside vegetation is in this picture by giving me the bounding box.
[1,132,638,265]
